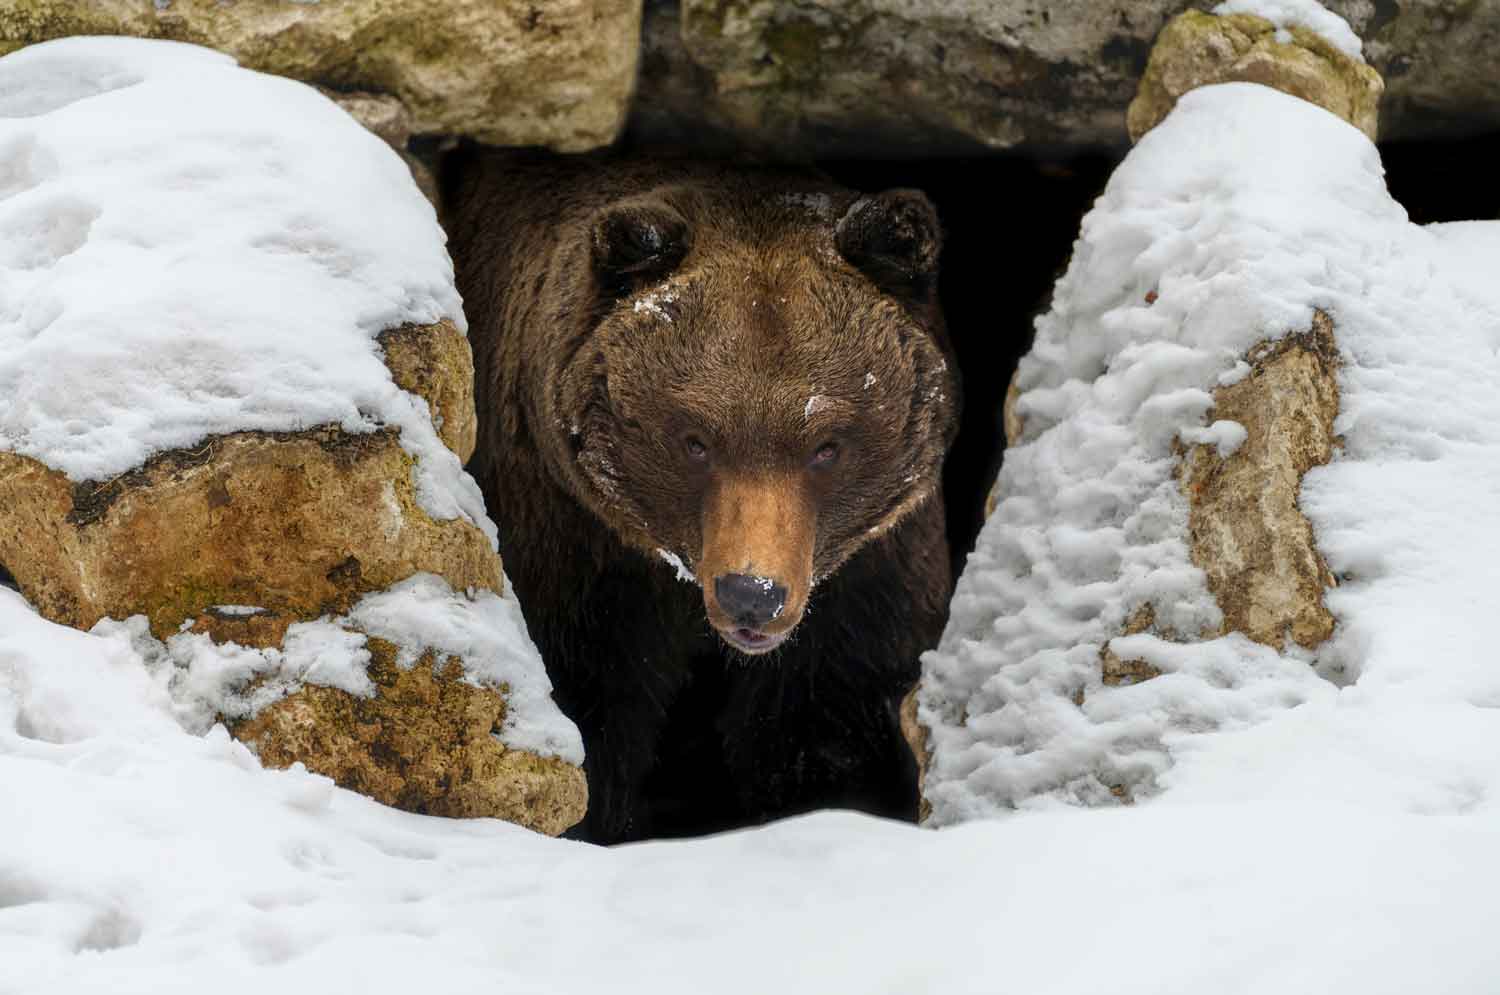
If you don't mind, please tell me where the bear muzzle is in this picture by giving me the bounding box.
[699,475,815,656]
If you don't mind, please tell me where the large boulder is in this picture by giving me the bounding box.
[0,38,585,834]
[627,0,1500,158]
[0,0,643,152]
[908,6,1407,819]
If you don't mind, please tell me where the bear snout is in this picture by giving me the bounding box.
[714,573,788,629]
[698,475,815,654]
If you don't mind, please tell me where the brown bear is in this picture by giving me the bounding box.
[443,150,958,843]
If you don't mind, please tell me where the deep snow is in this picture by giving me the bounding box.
[4,585,1500,994]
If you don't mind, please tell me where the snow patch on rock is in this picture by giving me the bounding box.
[88,574,581,765]
[0,37,492,545]
[1213,0,1364,61]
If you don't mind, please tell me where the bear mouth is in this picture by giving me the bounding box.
[720,626,789,656]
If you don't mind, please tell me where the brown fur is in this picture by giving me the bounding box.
[444,149,958,842]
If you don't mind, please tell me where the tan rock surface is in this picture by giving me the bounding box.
[1128,10,1383,143]
[1179,311,1340,650]
[234,638,588,836]
[983,373,1026,520]
[898,684,932,824]
[0,426,499,639]
[379,320,478,464]
[0,0,642,152]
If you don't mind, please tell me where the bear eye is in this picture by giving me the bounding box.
[812,441,840,466]
[684,436,709,461]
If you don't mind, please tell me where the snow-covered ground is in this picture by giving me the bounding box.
[5,583,1500,994]
[5,21,1500,995]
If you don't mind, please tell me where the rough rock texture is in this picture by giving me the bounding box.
[1128,11,1383,142]
[1097,605,1163,690]
[0,424,498,639]
[983,375,1026,520]
[1179,311,1340,650]
[233,637,588,837]
[379,320,478,464]
[898,684,931,824]
[0,0,642,152]
[0,310,496,709]
[625,0,1500,158]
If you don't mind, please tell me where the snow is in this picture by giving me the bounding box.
[6,586,1500,993]
[657,547,698,584]
[1179,418,1248,457]
[0,37,492,546]
[1213,0,1365,61]
[345,574,583,763]
[919,81,1500,833]
[82,575,582,765]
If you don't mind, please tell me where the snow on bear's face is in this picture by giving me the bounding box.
[550,187,958,655]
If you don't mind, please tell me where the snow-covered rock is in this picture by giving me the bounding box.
[0,37,584,833]
[916,80,1500,825]
[1128,6,1382,142]
[0,0,643,152]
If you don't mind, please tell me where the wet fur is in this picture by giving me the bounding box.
[444,149,957,843]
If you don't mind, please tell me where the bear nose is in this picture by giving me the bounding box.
[714,573,787,629]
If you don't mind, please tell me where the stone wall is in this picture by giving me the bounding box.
[4,1,1498,158]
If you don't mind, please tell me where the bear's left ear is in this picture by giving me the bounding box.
[835,190,941,296]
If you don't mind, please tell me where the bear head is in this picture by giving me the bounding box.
[535,176,958,656]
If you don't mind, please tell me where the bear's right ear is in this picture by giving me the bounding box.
[590,202,690,299]
[835,190,941,298]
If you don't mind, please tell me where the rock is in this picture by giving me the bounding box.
[232,636,588,837]
[379,320,479,464]
[0,426,494,634]
[626,0,1499,158]
[0,38,585,835]
[898,684,932,824]
[912,72,1367,821]
[0,320,586,836]
[983,373,1026,520]
[1127,10,1383,142]
[0,0,643,152]
[0,418,497,640]
[632,0,1150,158]
[1362,0,1500,141]
[1178,311,1340,650]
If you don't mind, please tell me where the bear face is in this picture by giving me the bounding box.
[533,181,958,655]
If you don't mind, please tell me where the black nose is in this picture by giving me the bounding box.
[714,573,788,629]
